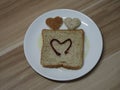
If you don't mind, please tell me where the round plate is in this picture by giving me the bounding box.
[24,9,103,81]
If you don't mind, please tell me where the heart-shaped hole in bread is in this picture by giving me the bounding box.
[50,39,72,56]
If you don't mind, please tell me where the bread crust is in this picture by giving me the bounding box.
[42,64,82,70]
[41,29,84,70]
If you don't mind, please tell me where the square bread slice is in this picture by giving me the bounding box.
[41,29,84,69]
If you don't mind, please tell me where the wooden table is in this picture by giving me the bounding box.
[0,0,120,90]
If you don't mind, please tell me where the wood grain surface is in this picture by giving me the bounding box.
[0,0,120,90]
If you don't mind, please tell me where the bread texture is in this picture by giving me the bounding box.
[41,29,84,69]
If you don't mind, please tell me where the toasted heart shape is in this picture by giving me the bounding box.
[64,17,81,30]
[46,16,63,30]
[50,39,72,56]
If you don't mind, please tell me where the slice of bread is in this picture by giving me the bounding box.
[41,29,84,69]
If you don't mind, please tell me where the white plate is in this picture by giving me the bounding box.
[24,9,103,81]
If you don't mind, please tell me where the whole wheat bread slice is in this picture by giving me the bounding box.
[41,29,84,69]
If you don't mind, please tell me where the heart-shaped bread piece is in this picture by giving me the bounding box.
[64,17,81,29]
[46,16,63,30]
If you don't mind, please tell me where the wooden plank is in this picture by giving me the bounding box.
[0,0,120,90]
[0,46,120,90]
